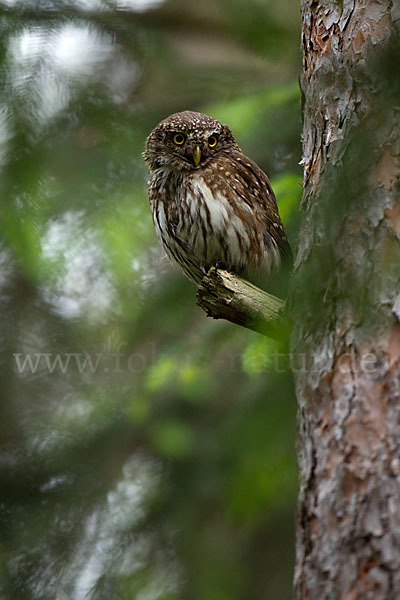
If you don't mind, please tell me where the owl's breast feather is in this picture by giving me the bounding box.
[177,175,257,270]
[149,169,281,284]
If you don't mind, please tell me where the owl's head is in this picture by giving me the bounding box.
[144,111,240,172]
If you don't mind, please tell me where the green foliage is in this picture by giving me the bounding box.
[150,420,196,458]
[271,172,302,224]
[209,81,299,138]
[0,1,300,599]
[242,335,279,374]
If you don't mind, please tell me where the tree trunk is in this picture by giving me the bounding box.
[293,1,400,599]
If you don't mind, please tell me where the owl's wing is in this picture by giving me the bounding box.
[230,152,292,264]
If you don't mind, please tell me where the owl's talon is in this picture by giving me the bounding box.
[200,265,208,276]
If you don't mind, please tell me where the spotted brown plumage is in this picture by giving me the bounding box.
[144,111,292,285]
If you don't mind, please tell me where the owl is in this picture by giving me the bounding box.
[144,111,291,286]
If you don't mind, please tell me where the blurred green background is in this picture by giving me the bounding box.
[0,1,301,598]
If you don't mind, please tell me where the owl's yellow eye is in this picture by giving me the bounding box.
[208,135,218,148]
[173,133,185,145]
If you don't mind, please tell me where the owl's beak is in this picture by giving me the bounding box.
[193,146,201,167]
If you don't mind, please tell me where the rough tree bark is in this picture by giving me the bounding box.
[292,1,400,599]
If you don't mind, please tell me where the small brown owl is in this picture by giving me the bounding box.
[144,111,291,286]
